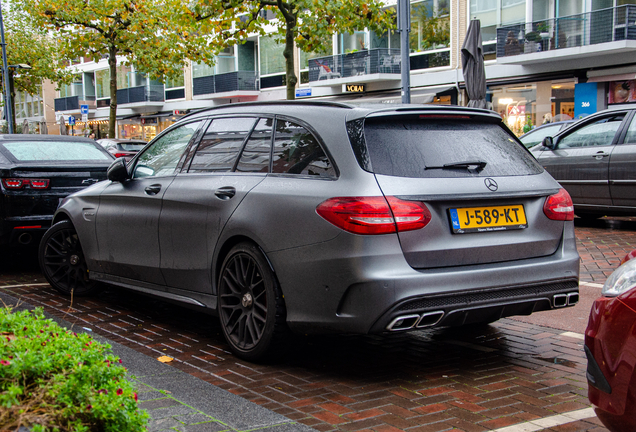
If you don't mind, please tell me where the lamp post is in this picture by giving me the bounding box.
[7,64,31,133]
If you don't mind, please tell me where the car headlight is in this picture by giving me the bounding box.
[602,258,636,297]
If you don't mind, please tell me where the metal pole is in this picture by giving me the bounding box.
[398,0,411,104]
[0,0,13,133]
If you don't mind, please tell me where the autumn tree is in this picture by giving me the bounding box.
[1,4,74,132]
[191,0,395,100]
[18,0,219,137]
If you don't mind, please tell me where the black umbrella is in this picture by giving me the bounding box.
[461,19,488,109]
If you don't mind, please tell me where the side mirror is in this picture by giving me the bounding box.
[541,136,555,150]
[107,158,129,182]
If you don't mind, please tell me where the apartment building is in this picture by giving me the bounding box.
[39,0,636,138]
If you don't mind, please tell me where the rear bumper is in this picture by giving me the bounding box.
[268,224,580,334]
[0,215,53,246]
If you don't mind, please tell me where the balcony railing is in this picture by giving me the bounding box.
[497,5,636,58]
[116,85,165,104]
[308,48,401,83]
[54,95,96,112]
[192,71,259,96]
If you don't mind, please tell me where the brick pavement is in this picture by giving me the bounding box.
[3,217,634,432]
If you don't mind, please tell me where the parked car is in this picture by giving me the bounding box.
[39,102,580,361]
[585,250,636,432]
[0,135,114,248]
[519,120,575,148]
[97,138,147,161]
[531,107,636,219]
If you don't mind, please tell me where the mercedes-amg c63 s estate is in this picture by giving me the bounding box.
[39,102,580,361]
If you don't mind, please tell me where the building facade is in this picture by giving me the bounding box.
[42,0,636,138]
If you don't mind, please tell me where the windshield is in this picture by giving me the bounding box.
[2,141,111,161]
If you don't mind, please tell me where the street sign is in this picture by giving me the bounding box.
[295,88,312,98]
[68,116,76,125]
[80,104,89,115]
[81,114,88,122]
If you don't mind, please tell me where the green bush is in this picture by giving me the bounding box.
[0,307,148,431]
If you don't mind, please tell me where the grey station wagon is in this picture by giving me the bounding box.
[39,102,580,361]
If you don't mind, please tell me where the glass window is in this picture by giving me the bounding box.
[165,73,185,89]
[299,41,333,69]
[193,62,215,78]
[133,121,203,178]
[95,69,110,98]
[625,115,636,144]
[259,36,285,75]
[558,115,625,149]
[357,117,542,178]
[188,117,256,173]
[272,120,335,177]
[1,141,110,161]
[410,0,450,52]
[519,123,563,148]
[236,118,273,173]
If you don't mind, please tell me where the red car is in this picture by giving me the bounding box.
[585,251,636,431]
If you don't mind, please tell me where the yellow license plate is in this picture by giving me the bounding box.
[449,205,527,233]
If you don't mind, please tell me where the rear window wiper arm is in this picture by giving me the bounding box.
[425,160,487,171]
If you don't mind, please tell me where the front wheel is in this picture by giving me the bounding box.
[39,220,99,296]
[218,242,287,362]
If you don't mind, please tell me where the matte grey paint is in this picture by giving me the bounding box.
[51,102,580,336]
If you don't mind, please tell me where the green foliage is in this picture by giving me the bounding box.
[0,307,148,431]
[192,0,395,99]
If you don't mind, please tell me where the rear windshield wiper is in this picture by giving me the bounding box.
[425,160,487,171]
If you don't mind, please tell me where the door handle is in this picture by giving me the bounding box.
[144,184,162,195]
[593,151,610,159]
[214,186,236,200]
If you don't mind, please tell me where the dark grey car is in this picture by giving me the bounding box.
[39,102,580,361]
[531,107,636,218]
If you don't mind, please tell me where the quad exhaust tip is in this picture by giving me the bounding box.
[553,292,579,308]
[386,311,445,331]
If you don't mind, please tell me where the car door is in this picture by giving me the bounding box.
[536,112,627,206]
[158,117,268,292]
[609,111,636,207]
[94,120,205,284]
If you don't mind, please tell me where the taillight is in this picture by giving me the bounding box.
[2,178,50,190]
[543,188,574,221]
[113,153,128,158]
[316,196,431,235]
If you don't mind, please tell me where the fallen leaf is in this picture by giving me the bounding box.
[157,356,174,363]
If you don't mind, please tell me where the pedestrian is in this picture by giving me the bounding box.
[89,133,96,140]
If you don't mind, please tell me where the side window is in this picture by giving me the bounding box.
[624,114,636,145]
[558,115,625,149]
[236,118,273,173]
[133,121,203,178]
[271,119,336,178]
[188,117,256,173]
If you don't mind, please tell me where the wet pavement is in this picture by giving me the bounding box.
[2,217,635,432]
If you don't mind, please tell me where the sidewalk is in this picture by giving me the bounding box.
[0,291,316,432]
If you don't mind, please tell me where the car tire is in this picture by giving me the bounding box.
[218,242,287,362]
[39,220,100,296]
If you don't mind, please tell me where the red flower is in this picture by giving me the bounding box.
[87,405,92,410]
[117,388,123,396]
[23,327,27,331]
[0,360,10,366]
[118,359,123,364]
[133,392,138,402]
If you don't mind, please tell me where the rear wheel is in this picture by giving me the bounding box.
[39,220,99,296]
[218,242,287,361]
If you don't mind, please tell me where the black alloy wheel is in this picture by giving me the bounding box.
[218,242,286,361]
[39,220,99,296]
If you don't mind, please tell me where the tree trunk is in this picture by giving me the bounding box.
[283,16,298,100]
[108,46,118,138]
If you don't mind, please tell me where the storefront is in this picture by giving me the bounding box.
[118,113,182,141]
[488,78,576,136]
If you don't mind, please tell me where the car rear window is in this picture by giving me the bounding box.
[352,117,542,178]
[2,141,111,161]
[120,143,146,151]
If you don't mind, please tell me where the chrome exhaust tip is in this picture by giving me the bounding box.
[416,311,444,328]
[386,314,420,331]
[567,292,579,306]
[553,294,568,308]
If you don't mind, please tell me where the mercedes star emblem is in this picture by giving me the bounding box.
[484,178,498,191]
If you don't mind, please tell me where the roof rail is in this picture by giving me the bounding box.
[181,100,353,120]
